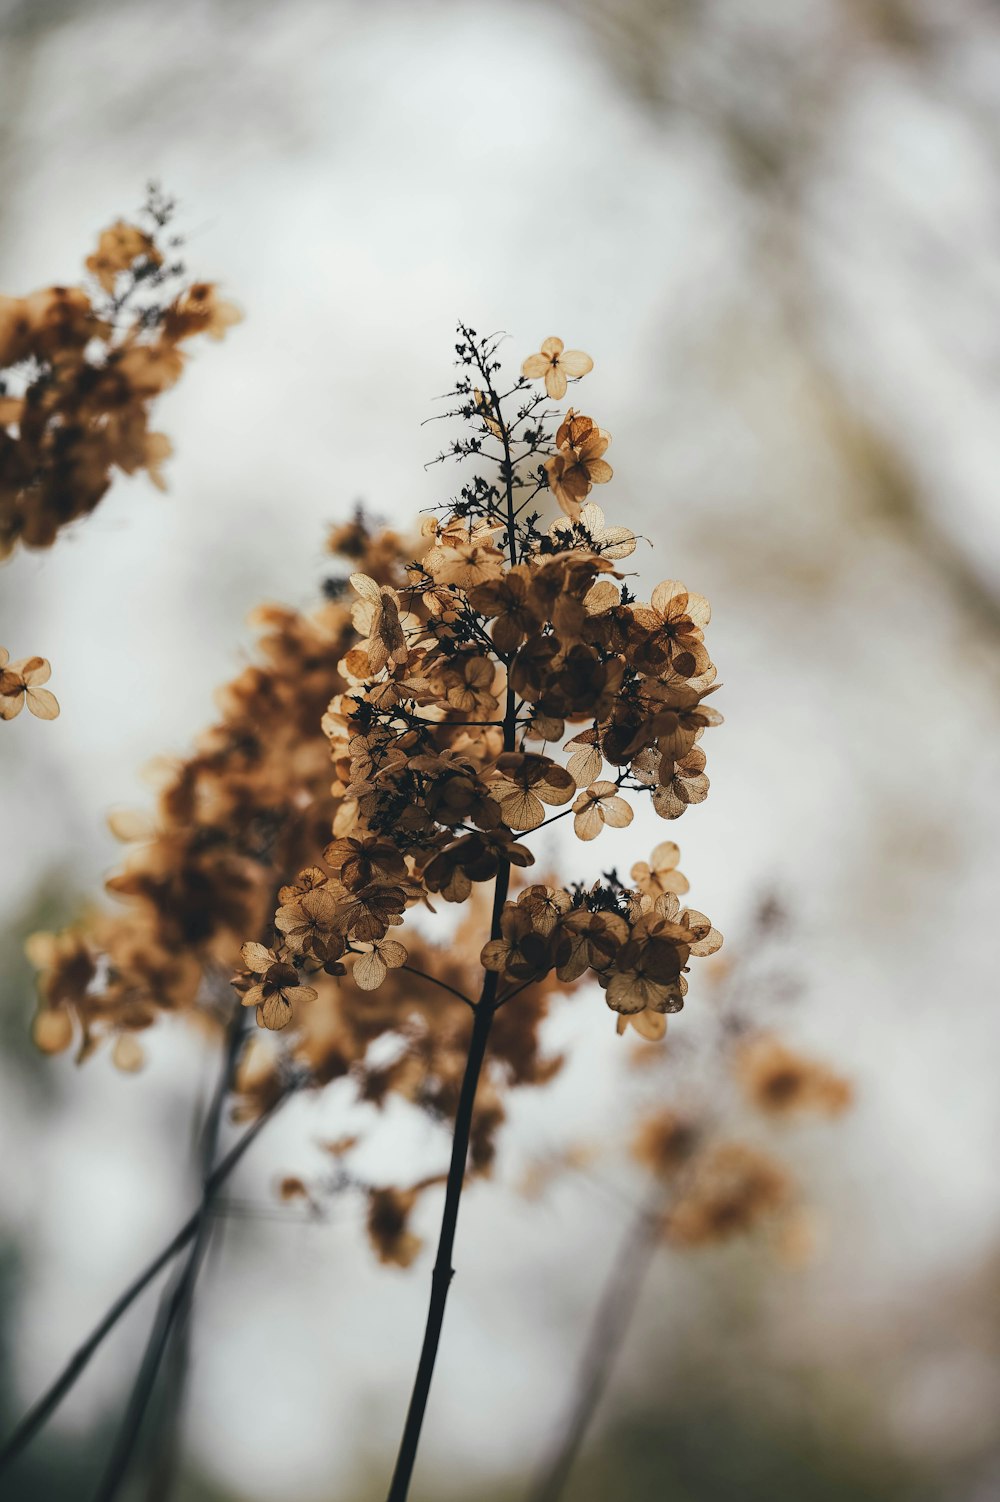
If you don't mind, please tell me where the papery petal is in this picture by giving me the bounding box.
[559,349,593,378]
[258,993,293,1030]
[603,796,633,829]
[26,687,59,720]
[544,367,568,401]
[631,1009,668,1041]
[20,657,50,686]
[241,942,275,973]
[354,949,388,990]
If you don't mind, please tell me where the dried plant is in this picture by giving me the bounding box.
[0,647,58,721]
[5,318,727,1502]
[527,905,853,1502]
[0,183,239,561]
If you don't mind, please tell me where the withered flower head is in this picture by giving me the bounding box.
[0,649,59,721]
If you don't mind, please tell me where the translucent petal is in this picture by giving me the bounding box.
[559,349,593,378]
[544,367,568,401]
[354,949,388,990]
[240,942,274,974]
[26,687,60,720]
[603,796,633,829]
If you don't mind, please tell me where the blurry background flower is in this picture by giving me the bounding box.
[2,0,1000,1498]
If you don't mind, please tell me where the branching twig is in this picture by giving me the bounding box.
[527,1189,665,1502]
[0,1076,291,1477]
[88,1005,250,1501]
[385,333,521,1502]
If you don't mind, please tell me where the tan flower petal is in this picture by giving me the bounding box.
[113,1034,145,1073]
[558,349,593,379]
[354,948,388,990]
[26,687,59,720]
[240,942,274,974]
[258,993,293,1030]
[544,366,568,400]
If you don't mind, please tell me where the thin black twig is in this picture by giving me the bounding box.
[0,1085,291,1475]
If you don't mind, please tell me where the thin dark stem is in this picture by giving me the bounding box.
[385,346,520,1502]
[527,1191,665,1502]
[0,1087,290,1475]
[89,1005,250,1502]
[385,875,508,1502]
[399,963,476,1011]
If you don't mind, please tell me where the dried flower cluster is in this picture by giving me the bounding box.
[26,324,724,1315]
[0,648,58,721]
[238,327,722,1053]
[0,186,239,559]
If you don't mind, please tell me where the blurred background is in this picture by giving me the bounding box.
[3,0,1000,1497]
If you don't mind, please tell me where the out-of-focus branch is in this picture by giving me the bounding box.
[0,1078,292,1476]
[527,1189,665,1502]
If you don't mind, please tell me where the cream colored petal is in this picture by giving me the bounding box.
[500,790,545,831]
[545,367,568,401]
[26,687,60,720]
[354,949,388,990]
[349,572,382,603]
[377,940,407,969]
[540,336,564,356]
[558,349,593,378]
[631,1009,668,1041]
[33,1007,74,1054]
[0,691,24,719]
[586,459,613,485]
[107,808,157,842]
[688,927,723,957]
[241,983,266,1010]
[24,931,57,968]
[258,993,293,1030]
[650,579,685,617]
[0,647,7,668]
[240,941,274,973]
[284,985,319,1005]
[113,1034,145,1073]
[521,353,549,378]
[17,656,49,685]
[568,745,604,787]
[573,799,604,841]
[603,796,633,829]
[651,840,682,870]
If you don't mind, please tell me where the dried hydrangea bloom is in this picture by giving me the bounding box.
[544,411,613,520]
[631,1108,700,1178]
[521,336,593,400]
[0,188,240,559]
[572,780,634,840]
[235,328,723,1053]
[736,1035,854,1117]
[235,943,319,1031]
[0,650,59,720]
[665,1141,792,1247]
[630,841,689,899]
